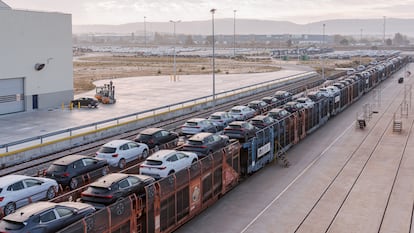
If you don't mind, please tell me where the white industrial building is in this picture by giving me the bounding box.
[0,0,73,115]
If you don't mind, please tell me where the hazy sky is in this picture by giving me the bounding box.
[3,0,414,25]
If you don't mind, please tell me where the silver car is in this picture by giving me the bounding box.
[0,175,58,216]
[181,118,218,135]
[229,106,256,121]
[208,111,235,129]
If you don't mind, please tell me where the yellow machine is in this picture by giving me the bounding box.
[95,80,116,104]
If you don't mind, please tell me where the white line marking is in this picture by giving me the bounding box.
[240,121,355,233]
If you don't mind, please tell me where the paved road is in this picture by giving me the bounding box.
[175,64,414,233]
[0,69,306,145]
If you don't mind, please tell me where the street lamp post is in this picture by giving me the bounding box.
[144,16,147,48]
[211,8,216,108]
[233,10,236,57]
[322,23,326,81]
[170,20,180,81]
[360,28,363,64]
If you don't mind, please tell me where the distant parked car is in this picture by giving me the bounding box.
[223,121,258,141]
[181,132,229,156]
[0,201,95,233]
[44,155,108,190]
[274,91,293,104]
[284,101,304,113]
[267,108,291,120]
[139,150,198,179]
[247,100,269,115]
[71,97,99,108]
[134,128,178,150]
[81,173,155,209]
[229,106,256,121]
[181,118,218,135]
[96,139,149,169]
[249,115,276,129]
[0,175,58,216]
[296,97,315,109]
[208,111,235,129]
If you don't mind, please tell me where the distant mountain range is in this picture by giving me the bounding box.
[73,18,414,37]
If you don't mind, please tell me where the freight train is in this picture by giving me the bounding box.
[17,56,412,233]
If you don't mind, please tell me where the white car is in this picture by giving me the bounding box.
[319,87,336,98]
[139,150,198,179]
[96,139,149,169]
[0,175,58,216]
[181,118,218,135]
[296,97,315,109]
[208,111,235,129]
[229,106,256,121]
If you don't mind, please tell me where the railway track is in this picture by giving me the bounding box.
[2,74,324,177]
[292,76,414,232]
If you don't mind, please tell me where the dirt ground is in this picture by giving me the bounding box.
[73,53,367,94]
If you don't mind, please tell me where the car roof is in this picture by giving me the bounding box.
[139,128,163,135]
[0,175,33,187]
[249,100,263,104]
[147,149,177,160]
[53,154,90,165]
[229,121,246,126]
[275,90,288,94]
[186,118,205,123]
[297,97,310,101]
[231,105,246,110]
[251,115,270,120]
[103,139,133,147]
[4,202,58,222]
[91,173,129,187]
[211,111,226,115]
[285,101,299,105]
[269,108,285,113]
[188,132,213,141]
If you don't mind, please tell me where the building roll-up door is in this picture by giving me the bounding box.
[0,78,25,115]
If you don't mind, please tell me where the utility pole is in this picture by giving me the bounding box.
[144,16,147,48]
[383,16,386,46]
[322,23,326,81]
[233,10,236,57]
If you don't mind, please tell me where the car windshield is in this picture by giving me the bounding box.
[98,147,116,153]
[144,160,163,166]
[136,134,151,141]
[251,120,263,124]
[231,109,241,113]
[229,125,242,129]
[185,122,198,127]
[209,116,221,120]
[88,186,112,193]
[187,140,203,146]
[0,219,25,230]
[47,164,66,172]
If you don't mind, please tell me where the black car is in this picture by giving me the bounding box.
[261,96,280,108]
[283,101,304,113]
[223,121,258,141]
[247,100,269,115]
[274,91,293,104]
[81,173,154,209]
[44,155,108,190]
[249,115,276,129]
[71,97,99,108]
[267,108,291,120]
[181,132,229,156]
[134,128,178,149]
[0,201,95,233]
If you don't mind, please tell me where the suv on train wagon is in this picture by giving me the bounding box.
[274,91,293,104]
[0,201,95,233]
[80,173,155,209]
[134,128,178,150]
[139,150,198,179]
[181,132,229,157]
[44,155,108,190]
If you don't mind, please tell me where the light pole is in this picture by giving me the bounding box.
[322,23,326,81]
[360,28,363,64]
[233,10,236,57]
[170,20,180,81]
[211,8,216,108]
[144,16,147,48]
